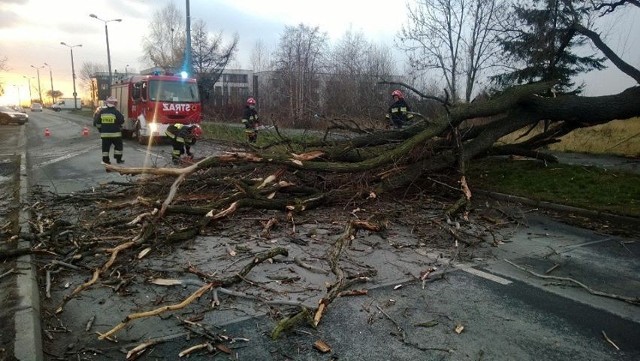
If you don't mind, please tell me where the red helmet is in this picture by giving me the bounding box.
[191,125,203,138]
[391,90,403,99]
[246,97,256,106]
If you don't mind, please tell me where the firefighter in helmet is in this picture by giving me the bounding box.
[165,123,203,165]
[385,89,413,129]
[93,96,125,164]
[241,97,260,143]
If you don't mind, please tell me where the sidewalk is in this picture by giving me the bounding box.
[15,126,43,361]
[0,126,42,361]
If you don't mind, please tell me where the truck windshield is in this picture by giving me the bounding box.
[148,80,200,102]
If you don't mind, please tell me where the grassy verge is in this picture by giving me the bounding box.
[204,122,640,217]
[468,158,640,217]
[499,117,640,156]
[201,122,326,150]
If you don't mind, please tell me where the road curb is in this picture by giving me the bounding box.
[476,189,640,227]
[14,125,43,361]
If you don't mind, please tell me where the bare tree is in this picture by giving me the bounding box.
[590,0,640,14]
[0,56,7,96]
[191,20,238,76]
[191,19,239,102]
[399,0,506,103]
[326,30,397,119]
[79,62,106,106]
[141,2,185,70]
[464,0,507,101]
[250,40,273,72]
[272,24,329,125]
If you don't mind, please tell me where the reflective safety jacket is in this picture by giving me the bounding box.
[93,106,125,138]
[241,106,259,129]
[165,123,197,145]
[385,98,413,124]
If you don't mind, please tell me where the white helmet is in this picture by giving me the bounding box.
[105,96,117,107]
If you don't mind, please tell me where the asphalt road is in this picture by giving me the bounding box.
[2,110,639,361]
[27,109,177,194]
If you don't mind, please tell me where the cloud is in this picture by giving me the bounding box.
[0,6,25,29]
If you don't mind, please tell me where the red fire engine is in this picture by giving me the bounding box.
[110,72,201,145]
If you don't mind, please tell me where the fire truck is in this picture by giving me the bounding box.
[110,72,201,145]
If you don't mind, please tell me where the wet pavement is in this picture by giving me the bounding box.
[552,151,640,174]
[3,114,640,361]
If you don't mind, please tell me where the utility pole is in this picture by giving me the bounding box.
[90,14,122,94]
[61,42,82,109]
[30,65,44,104]
[44,62,55,104]
[185,0,193,76]
[23,76,33,102]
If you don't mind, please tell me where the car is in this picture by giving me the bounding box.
[0,106,29,125]
[30,103,43,112]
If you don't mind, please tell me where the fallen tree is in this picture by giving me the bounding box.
[27,5,640,356]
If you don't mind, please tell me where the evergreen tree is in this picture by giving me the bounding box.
[492,0,606,94]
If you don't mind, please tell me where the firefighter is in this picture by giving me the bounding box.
[93,96,125,164]
[385,90,413,129]
[241,97,260,143]
[165,123,203,165]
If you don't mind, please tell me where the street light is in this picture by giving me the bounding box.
[12,84,21,107]
[125,64,129,77]
[44,62,55,104]
[30,65,44,104]
[60,42,82,110]
[89,14,122,93]
[185,0,193,76]
[23,76,33,103]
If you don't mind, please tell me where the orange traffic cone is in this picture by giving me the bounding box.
[82,127,89,136]
[44,128,51,137]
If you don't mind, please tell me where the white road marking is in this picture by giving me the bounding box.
[558,237,615,253]
[36,147,94,167]
[458,266,513,285]
[134,147,165,158]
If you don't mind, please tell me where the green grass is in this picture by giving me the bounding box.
[468,158,640,217]
[204,122,640,217]
[201,123,246,142]
[201,122,327,151]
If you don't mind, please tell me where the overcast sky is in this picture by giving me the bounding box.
[1,0,638,105]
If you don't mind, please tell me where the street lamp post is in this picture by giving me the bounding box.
[89,14,122,93]
[23,76,33,104]
[60,42,82,110]
[44,62,55,104]
[185,0,193,76]
[125,64,129,77]
[30,65,44,104]
[12,85,21,107]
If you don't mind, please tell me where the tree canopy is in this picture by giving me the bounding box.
[492,0,606,94]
